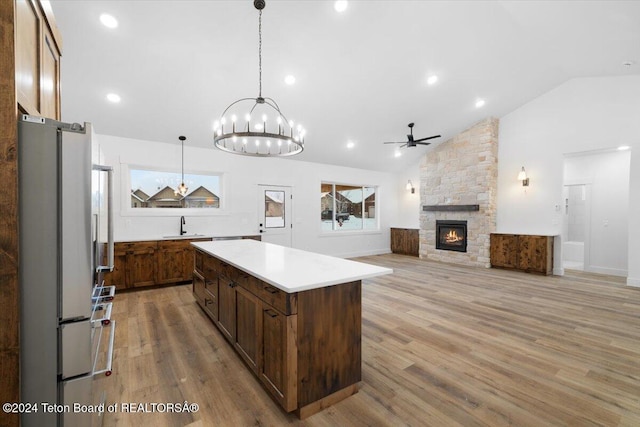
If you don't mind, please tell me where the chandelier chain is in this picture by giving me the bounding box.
[258,9,262,98]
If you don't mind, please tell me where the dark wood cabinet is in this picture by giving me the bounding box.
[193,248,358,418]
[235,285,262,374]
[489,233,518,269]
[15,0,62,120]
[490,234,553,275]
[157,240,192,284]
[105,238,210,290]
[217,275,237,342]
[128,242,157,288]
[104,241,157,289]
[390,228,419,256]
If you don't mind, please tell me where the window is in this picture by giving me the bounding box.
[129,168,222,209]
[321,182,377,231]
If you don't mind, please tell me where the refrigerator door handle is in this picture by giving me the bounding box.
[93,165,114,272]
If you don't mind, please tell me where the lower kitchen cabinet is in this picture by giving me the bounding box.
[217,275,237,342]
[193,248,358,417]
[235,285,262,374]
[104,238,209,290]
[261,304,297,411]
[156,240,191,284]
[490,233,554,275]
[128,241,157,288]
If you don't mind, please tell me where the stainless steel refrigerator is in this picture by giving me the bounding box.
[19,115,115,427]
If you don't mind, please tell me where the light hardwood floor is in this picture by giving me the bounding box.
[94,254,640,427]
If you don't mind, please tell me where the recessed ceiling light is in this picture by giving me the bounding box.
[622,60,636,67]
[106,93,121,103]
[394,150,402,158]
[427,75,438,85]
[617,145,631,151]
[284,75,296,85]
[475,98,486,108]
[334,1,348,13]
[99,13,118,29]
[346,141,355,149]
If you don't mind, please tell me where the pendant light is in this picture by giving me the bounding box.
[213,0,305,157]
[176,136,188,196]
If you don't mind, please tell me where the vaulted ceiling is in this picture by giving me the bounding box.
[51,0,640,173]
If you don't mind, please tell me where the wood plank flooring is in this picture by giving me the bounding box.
[94,254,640,426]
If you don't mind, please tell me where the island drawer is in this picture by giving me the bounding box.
[204,255,238,280]
[194,249,205,274]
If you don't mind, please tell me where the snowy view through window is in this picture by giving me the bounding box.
[321,183,377,231]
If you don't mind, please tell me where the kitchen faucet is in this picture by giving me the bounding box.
[180,216,186,235]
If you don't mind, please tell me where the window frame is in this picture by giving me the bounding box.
[320,181,379,234]
[120,163,228,217]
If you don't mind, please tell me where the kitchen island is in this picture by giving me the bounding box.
[191,239,392,418]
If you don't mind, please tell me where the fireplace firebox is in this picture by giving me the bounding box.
[436,220,467,252]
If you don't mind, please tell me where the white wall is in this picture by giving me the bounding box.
[98,134,396,258]
[497,76,640,285]
[393,158,421,229]
[563,150,630,276]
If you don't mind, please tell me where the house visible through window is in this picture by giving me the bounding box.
[321,182,377,231]
[130,168,222,209]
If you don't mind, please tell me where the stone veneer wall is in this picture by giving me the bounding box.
[419,117,499,267]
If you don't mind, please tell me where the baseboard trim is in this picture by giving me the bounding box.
[627,277,640,287]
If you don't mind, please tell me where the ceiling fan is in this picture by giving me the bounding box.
[383,123,441,148]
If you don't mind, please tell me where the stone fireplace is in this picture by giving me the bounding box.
[436,220,467,252]
[419,117,498,268]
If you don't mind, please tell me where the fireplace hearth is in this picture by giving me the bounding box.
[436,220,467,252]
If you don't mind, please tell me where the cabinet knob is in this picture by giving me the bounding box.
[264,309,278,318]
[263,286,278,294]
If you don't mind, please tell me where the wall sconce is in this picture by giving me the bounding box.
[517,166,529,187]
[406,180,415,194]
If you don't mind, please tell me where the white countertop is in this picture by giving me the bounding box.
[115,233,259,243]
[192,240,393,293]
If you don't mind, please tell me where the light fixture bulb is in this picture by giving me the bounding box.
[427,75,438,85]
[106,93,121,103]
[334,1,348,13]
[99,13,118,29]
[517,167,527,181]
[475,98,486,108]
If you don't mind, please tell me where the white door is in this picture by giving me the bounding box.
[258,185,292,247]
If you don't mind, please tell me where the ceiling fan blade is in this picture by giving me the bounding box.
[413,142,432,146]
[413,135,441,143]
[400,143,408,148]
[383,141,402,144]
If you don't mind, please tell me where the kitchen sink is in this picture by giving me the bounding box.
[162,233,207,239]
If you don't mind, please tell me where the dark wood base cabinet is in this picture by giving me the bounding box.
[193,249,361,418]
[104,238,210,290]
[490,233,554,275]
[390,228,419,256]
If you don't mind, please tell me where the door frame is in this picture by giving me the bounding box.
[257,184,293,247]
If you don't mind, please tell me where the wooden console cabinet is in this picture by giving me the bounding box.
[490,234,554,275]
[390,227,419,256]
[193,244,370,418]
